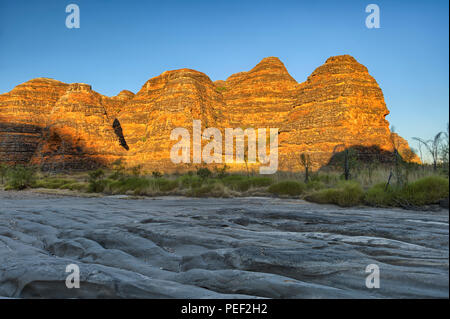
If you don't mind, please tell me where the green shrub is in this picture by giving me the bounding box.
[221,175,244,187]
[306,181,364,207]
[197,167,212,180]
[179,175,203,188]
[88,169,107,193]
[188,185,214,197]
[108,171,124,180]
[364,183,397,207]
[5,165,37,190]
[310,173,338,185]
[305,189,337,205]
[364,176,449,207]
[220,175,272,191]
[188,183,226,197]
[105,176,150,194]
[222,175,246,183]
[60,182,87,191]
[153,178,178,192]
[234,179,251,192]
[306,180,326,191]
[33,178,76,189]
[104,176,179,195]
[268,181,306,196]
[89,169,105,181]
[398,176,449,206]
[0,163,8,185]
[335,182,365,206]
[248,177,273,187]
[222,175,250,191]
[88,179,108,193]
[216,86,228,92]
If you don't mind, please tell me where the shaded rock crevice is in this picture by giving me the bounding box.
[112,119,129,151]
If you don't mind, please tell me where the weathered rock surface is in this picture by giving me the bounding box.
[31,83,128,170]
[0,194,447,298]
[221,57,299,128]
[0,55,419,171]
[0,78,69,165]
[0,79,130,169]
[117,69,228,171]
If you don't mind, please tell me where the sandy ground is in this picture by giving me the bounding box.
[0,191,448,298]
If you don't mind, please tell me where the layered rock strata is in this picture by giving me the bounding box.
[0,55,419,172]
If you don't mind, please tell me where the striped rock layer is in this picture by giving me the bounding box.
[0,55,419,172]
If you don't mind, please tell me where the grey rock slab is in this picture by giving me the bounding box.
[0,194,448,298]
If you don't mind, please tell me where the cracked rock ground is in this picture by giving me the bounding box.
[0,193,448,298]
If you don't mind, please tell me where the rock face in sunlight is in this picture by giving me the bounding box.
[220,57,299,128]
[0,55,419,171]
[30,83,129,170]
[117,68,228,171]
[0,79,131,170]
[279,55,420,169]
[0,78,69,165]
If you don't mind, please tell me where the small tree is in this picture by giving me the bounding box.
[243,141,250,178]
[416,140,424,166]
[413,131,443,171]
[88,169,106,192]
[152,171,163,179]
[401,147,418,183]
[111,159,125,172]
[344,149,351,180]
[0,163,8,185]
[332,144,358,181]
[299,153,311,183]
[131,165,142,176]
[214,165,229,179]
[88,169,105,181]
[366,158,379,185]
[440,123,449,173]
[6,165,37,190]
[110,159,125,179]
[390,127,404,187]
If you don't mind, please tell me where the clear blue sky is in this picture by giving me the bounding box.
[0,0,448,148]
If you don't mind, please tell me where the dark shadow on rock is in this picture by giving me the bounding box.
[36,130,107,171]
[0,121,107,171]
[112,118,129,151]
[0,122,43,165]
[324,145,401,169]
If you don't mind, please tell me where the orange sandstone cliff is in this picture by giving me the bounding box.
[0,55,419,172]
[279,55,418,169]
